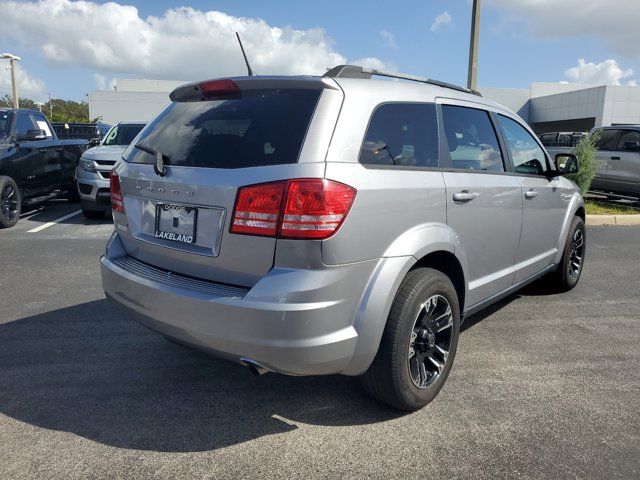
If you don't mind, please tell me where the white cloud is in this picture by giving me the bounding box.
[379,30,397,48]
[487,0,640,58]
[93,73,116,91]
[352,57,396,72]
[564,58,635,85]
[430,12,452,32]
[0,62,46,100]
[0,0,391,81]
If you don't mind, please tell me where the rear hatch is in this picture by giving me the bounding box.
[113,77,342,287]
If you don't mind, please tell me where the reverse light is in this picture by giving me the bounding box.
[231,179,356,240]
[110,169,124,213]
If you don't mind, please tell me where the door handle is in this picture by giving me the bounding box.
[55,147,63,152]
[524,190,538,199]
[39,149,48,153]
[452,191,479,202]
[610,156,621,160]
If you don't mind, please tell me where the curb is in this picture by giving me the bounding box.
[586,214,640,226]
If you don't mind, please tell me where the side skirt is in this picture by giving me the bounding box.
[462,264,556,320]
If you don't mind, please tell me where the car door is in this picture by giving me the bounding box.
[13,112,47,198]
[609,129,640,196]
[439,102,523,307]
[591,128,621,192]
[31,113,63,192]
[495,114,567,283]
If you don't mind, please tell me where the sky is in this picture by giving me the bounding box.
[1,0,640,102]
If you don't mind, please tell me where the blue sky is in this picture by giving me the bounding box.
[1,0,639,102]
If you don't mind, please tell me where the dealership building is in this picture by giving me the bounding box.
[89,78,640,133]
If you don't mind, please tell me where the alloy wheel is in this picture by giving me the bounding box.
[569,228,584,280]
[1,184,19,221]
[408,294,454,389]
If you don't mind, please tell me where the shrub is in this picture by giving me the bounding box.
[568,132,599,194]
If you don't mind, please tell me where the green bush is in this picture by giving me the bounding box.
[568,132,599,194]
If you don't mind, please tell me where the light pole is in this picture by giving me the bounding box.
[1,53,21,109]
[467,0,481,91]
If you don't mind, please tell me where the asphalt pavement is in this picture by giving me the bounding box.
[1,202,639,479]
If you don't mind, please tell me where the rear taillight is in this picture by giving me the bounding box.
[199,79,241,100]
[230,179,356,240]
[110,169,124,213]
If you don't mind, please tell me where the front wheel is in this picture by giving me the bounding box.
[361,268,460,411]
[550,216,586,292]
[0,176,21,228]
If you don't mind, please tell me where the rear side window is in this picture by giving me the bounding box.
[594,129,620,150]
[125,89,320,169]
[497,115,548,175]
[441,105,504,172]
[103,123,145,146]
[359,103,438,168]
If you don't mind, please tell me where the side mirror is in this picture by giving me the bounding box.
[555,153,580,175]
[622,141,640,151]
[17,129,47,142]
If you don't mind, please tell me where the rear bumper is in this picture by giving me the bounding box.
[101,233,379,376]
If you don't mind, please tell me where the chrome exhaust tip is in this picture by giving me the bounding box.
[240,358,270,376]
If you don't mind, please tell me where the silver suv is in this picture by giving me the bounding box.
[101,66,585,411]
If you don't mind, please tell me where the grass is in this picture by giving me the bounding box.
[585,199,640,215]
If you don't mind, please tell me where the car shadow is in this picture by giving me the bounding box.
[0,299,402,453]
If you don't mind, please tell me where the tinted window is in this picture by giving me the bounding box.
[359,103,438,168]
[0,111,10,138]
[441,105,504,172]
[594,129,620,150]
[617,130,640,150]
[125,89,320,169]
[498,115,548,175]
[16,113,35,135]
[539,133,556,145]
[32,114,53,138]
[103,123,145,146]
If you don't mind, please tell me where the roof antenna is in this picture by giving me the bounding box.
[236,32,255,76]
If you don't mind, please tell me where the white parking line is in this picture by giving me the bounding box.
[27,210,82,233]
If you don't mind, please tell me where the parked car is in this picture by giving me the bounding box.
[545,126,640,200]
[76,121,146,219]
[538,131,586,148]
[100,66,585,411]
[52,122,111,147]
[0,109,89,228]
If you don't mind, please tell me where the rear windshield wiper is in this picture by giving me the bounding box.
[134,143,169,177]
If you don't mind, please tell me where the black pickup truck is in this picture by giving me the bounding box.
[0,109,89,228]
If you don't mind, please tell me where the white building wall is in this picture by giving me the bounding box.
[478,87,531,121]
[529,85,606,126]
[602,85,640,126]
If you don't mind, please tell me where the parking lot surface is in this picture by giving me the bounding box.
[1,202,639,479]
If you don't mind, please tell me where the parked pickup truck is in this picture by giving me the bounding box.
[0,108,89,228]
[545,126,640,201]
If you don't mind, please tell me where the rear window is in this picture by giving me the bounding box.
[124,89,321,169]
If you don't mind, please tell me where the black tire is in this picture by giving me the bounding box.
[66,183,80,203]
[550,216,586,292]
[0,176,21,229]
[361,268,460,411]
[81,201,106,220]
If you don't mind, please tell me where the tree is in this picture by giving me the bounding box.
[0,94,90,123]
[568,132,600,194]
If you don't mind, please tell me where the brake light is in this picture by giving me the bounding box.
[230,179,356,240]
[110,169,124,213]
[199,79,241,100]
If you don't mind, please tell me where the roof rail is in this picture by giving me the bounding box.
[323,64,482,97]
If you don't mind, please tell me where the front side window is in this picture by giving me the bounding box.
[441,105,504,172]
[617,130,640,151]
[594,129,620,151]
[103,123,145,146]
[15,113,35,136]
[32,114,53,138]
[0,111,10,138]
[539,133,556,146]
[497,115,548,175]
[359,103,439,168]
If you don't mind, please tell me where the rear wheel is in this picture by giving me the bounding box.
[361,268,460,411]
[550,216,586,291]
[0,176,21,228]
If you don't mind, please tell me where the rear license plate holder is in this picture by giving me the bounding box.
[154,204,197,244]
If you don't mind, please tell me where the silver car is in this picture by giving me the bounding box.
[101,66,585,411]
[76,121,146,218]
